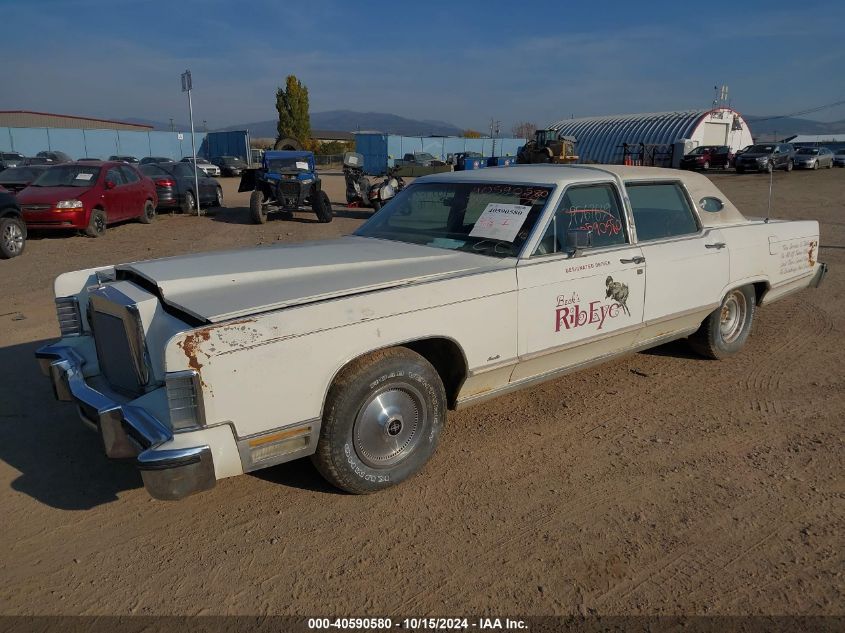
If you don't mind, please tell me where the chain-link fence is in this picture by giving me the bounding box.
[315,154,343,168]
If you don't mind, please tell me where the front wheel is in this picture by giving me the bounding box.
[786,160,793,172]
[312,347,446,494]
[0,216,26,258]
[85,208,107,237]
[688,286,756,360]
[370,198,381,212]
[766,161,774,174]
[250,189,267,224]
[313,190,333,223]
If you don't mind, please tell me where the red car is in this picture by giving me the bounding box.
[17,161,157,237]
[679,145,734,171]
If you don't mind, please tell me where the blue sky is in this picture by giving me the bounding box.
[2,0,844,131]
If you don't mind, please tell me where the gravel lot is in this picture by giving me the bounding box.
[1,168,843,616]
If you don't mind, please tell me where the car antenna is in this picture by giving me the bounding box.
[764,160,773,224]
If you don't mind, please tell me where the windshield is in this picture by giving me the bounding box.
[2,153,23,160]
[268,157,310,172]
[796,148,820,155]
[31,165,100,187]
[415,153,436,161]
[355,181,554,258]
[688,147,715,155]
[748,144,776,153]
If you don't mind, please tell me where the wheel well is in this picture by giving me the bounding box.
[751,281,769,305]
[0,206,21,219]
[401,338,468,410]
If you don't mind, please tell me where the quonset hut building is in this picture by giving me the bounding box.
[548,108,753,167]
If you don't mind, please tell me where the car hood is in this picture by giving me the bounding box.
[16,186,94,203]
[738,152,773,159]
[116,236,510,322]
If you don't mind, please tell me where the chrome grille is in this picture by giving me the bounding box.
[89,291,150,397]
[22,204,51,212]
[55,297,83,336]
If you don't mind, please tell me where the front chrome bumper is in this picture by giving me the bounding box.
[35,343,216,500]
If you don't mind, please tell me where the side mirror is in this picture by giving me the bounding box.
[105,180,116,190]
[565,228,593,255]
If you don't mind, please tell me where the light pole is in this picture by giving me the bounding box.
[181,70,200,216]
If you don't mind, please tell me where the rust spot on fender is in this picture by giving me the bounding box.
[178,329,211,374]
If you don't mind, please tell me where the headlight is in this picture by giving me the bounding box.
[300,177,314,184]
[166,370,207,431]
[55,199,83,209]
[756,157,768,162]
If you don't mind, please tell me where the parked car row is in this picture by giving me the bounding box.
[1,152,234,178]
[682,143,841,174]
[0,159,224,259]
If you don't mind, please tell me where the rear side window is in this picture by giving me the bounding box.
[120,166,139,183]
[626,182,699,242]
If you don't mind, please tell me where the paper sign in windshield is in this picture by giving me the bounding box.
[295,161,308,170]
[75,173,93,181]
[469,203,532,242]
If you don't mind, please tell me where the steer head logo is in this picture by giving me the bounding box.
[605,276,630,316]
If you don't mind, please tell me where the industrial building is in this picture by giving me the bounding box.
[0,110,152,131]
[786,134,845,152]
[548,108,754,167]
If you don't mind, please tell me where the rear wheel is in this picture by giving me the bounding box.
[182,190,196,214]
[313,190,333,223]
[250,189,267,224]
[0,216,25,258]
[214,187,224,207]
[85,208,107,237]
[139,200,155,224]
[689,286,756,360]
[312,347,446,494]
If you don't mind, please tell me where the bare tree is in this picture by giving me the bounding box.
[512,121,537,140]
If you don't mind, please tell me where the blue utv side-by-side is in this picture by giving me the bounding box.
[238,150,333,223]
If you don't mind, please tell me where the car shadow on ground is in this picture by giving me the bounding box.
[333,207,375,221]
[0,339,143,510]
[210,205,330,226]
[640,338,701,360]
[250,459,344,495]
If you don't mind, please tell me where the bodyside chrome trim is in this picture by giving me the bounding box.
[456,327,698,410]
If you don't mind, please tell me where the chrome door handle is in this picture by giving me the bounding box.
[620,256,645,264]
[705,242,726,249]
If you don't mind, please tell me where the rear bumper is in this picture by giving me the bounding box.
[35,343,216,500]
[811,262,828,288]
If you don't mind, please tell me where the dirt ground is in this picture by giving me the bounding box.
[1,168,843,617]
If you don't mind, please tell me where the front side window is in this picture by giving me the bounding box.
[106,168,125,186]
[626,182,699,241]
[533,183,627,256]
[355,181,553,258]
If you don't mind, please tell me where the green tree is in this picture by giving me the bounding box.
[276,75,312,145]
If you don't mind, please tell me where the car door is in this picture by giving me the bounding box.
[119,165,143,217]
[512,181,646,383]
[625,180,729,344]
[102,166,127,220]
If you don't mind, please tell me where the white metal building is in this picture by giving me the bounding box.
[548,108,754,166]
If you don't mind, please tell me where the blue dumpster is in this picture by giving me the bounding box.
[455,153,486,171]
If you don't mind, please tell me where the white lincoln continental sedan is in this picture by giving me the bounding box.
[37,165,826,499]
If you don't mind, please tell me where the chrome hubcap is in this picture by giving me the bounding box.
[353,386,424,468]
[187,193,194,210]
[3,223,23,253]
[720,291,747,343]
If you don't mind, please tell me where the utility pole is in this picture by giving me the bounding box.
[181,70,200,216]
[489,118,500,157]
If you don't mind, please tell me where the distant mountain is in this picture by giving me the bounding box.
[213,110,465,138]
[745,115,845,139]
